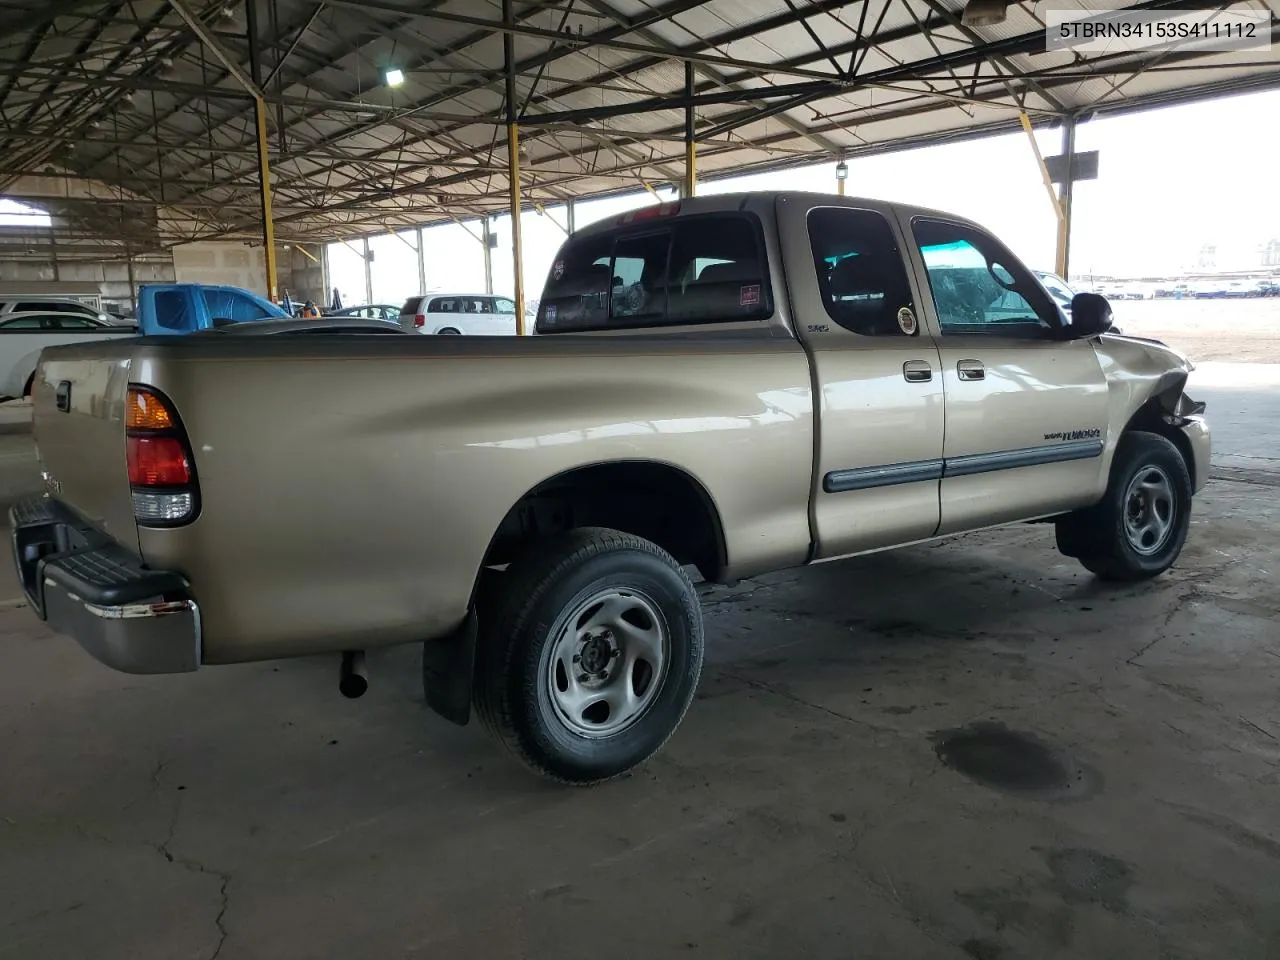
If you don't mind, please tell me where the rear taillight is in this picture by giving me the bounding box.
[414,313,425,327]
[126,385,197,525]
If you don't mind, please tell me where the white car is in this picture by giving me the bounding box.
[0,296,110,323]
[398,293,518,335]
[0,311,137,399]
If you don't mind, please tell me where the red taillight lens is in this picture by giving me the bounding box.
[414,313,425,327]
[125,384,196,524]
[127,436,191,486]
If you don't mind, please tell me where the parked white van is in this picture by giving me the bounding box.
[397,293,518,335]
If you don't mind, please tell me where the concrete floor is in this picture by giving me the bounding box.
[1,370,1278,959]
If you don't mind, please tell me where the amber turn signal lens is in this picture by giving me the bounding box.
[127,387,175,430]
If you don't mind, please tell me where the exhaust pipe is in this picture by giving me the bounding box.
[339,650,368,699]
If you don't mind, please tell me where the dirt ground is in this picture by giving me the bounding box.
[1114,298,1280,363]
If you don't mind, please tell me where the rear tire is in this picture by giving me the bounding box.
[1055,431,1192,581]
[472,527,703,784]
[437,327,461,335]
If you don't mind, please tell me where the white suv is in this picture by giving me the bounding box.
[398,293,518,335]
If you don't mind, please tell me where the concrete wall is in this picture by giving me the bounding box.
[170,241,327,306]
[0,248,174,313]
[172,241,268,294]
[282,244,327,307]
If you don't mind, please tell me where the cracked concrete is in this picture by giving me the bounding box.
[0,363,1277,959]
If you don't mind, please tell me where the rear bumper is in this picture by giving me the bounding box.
[9,496,200,673]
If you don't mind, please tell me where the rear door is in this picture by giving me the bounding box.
[30,341,138,547]
[777,198,945,559]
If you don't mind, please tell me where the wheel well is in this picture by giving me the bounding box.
[1123,399,1196,485]
[483,461,727,581]
[22,371,34,397]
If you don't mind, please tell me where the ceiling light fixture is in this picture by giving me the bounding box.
[960,0,1010,26]
[384,68,405,88]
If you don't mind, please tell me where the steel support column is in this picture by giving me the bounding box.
[566,199,575,235]
[482,218,494,294]
[362,236,372,303]
[504,0,525,333]
[126,252,136,312]
[683,60,696,198]
[245,0,278,301]
[1058,116,1077,280]
[416,226,426,294]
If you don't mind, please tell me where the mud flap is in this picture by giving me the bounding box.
[421,610,477,726]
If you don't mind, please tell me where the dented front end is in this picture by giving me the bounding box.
[1094,334,1211,492]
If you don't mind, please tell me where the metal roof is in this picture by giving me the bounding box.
[0,0,1277,251]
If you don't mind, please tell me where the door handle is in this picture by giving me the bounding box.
[902,360,933,383]
[956,360,985,381]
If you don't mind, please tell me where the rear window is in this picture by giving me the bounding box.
[537,213,771,333]
[15,300,87,314]
[401,297,424,315]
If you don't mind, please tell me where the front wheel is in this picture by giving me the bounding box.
[1056,431,1192,581]
[473,528,703,784]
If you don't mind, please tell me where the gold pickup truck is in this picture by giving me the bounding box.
[11,192,1209,784]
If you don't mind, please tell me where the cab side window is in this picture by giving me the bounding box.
[806,207,917,336]
[912,219,1058,336]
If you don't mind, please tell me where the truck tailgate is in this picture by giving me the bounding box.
[31,342,138,550]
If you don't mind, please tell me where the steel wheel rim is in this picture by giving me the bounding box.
[1123,464,1176,556]
[545,587,670,739]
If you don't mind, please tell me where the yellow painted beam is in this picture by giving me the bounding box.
[508,120,525,335]
[1019,111,1068,277]
[254,96,278,302]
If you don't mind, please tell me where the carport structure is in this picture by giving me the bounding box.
[1,0,1278,308]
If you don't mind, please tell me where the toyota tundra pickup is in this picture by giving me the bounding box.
[10,192,1210,784]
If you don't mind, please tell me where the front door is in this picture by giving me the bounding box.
[899,214,1111,535]
[778,198,945,560]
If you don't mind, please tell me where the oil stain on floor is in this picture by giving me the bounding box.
[931,721,1101,800]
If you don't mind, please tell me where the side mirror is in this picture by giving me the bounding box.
[1067,292,1113,338]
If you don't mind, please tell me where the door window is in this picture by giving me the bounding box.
[0,315,46,329]
[493,298,516,314]
[912,219,1059,336]
[203,290,272,323]
[806,208,918,336]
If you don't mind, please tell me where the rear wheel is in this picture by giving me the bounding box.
[437,327,461,335]
[1056,431,1192,581]
[473,527,703,784]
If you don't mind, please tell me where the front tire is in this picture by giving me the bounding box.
[1056,431,1192,581]
[473,528,703,784]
